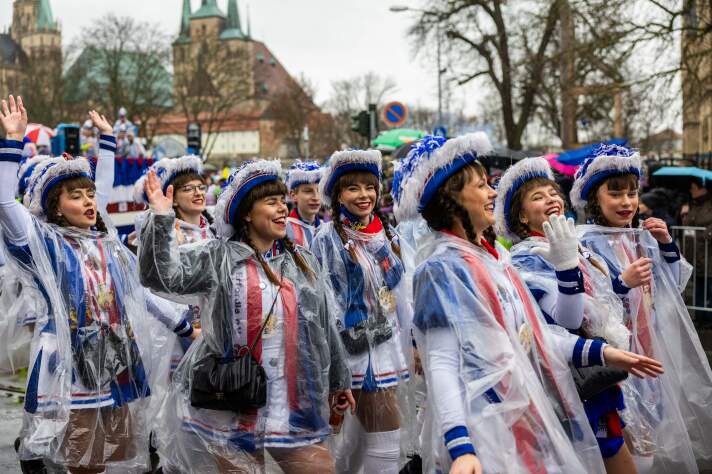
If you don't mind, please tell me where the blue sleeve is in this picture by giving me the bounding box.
[658,240,680,263]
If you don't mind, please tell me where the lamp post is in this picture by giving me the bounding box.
[389,5,445,126]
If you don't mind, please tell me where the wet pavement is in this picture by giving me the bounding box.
[0,373,24,474]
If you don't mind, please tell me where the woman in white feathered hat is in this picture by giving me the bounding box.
[573,144,712,471]
[0,96,173,473]
[310,148,415,474]
[495,156,662,474]
[396,133,663,474]
[138,159,355,473]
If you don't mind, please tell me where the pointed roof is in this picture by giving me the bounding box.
[37,0,57,31]
[220,0,247,40]
[191,0,225,20]
[176,0,192,44]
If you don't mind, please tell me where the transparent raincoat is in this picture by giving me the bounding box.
[412,231,605,474]
[579,225,712,472]
[310,218,417,472]
[138,211,351,473]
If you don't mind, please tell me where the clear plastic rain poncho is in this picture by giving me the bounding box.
[1,215,171,472]
[0,240,45,373]
[579,225,712,472]
[412,231,604,474]
[311,219,417,472]
[138,211,351,473]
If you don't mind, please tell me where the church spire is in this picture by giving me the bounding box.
[220,0,247,40]
[37,0,57,31]
[178,0,192,38]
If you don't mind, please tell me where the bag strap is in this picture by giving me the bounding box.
[247,259,286,355]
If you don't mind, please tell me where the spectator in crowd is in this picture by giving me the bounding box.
[80,119,98,158]
[639,189,677,228]
[113,106,134,135]
[681,178,712,323]
[124,129,145,158]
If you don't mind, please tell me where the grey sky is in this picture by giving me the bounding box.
[0,0,480,123]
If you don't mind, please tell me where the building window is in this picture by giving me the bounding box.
[256,52,264,63]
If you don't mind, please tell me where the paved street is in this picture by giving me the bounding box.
[0,373,24,474]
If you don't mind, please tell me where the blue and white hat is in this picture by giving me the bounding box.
[133,155,203,204]
[319,149,382,207]
[392,136,447,222]
[214,159,282,238]
[493,156,555,243]
[17,155,51,199]
[24,156,93,217]
[285,160,322,192]
[570,143,641,210]
[397,132,493,221]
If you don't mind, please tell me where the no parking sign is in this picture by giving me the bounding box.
[382,101,408,128]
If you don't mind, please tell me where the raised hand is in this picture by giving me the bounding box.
[603,346,664,379]
[621,257,652,288]
[450,453,483,474]
[531,215,580,271]
[88,110,113,136]
[144,170,174,214]
[643,217,672,244]
[0,95,28,141]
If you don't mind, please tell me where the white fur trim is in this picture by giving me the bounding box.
[493,156,554,243]
[16,155,51,198]
[570,152,641,210]
[285,163,323,192]
[132,155,203,204]
[214,159,283,239]
[397,132,493,222]
[319,149,382,207]
[24,157,93,217]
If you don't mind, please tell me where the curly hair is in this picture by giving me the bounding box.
[171,171,214,225]
[584,173,640,227]
[232,179,314,284]
[329,171,401,260]
[421,161,496,247]
[45,176,108,233]
[508,176,564,240]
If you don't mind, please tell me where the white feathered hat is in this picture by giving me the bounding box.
[17,155,52,199]
[319,149,382,207]
[214,159,283,239]
[285,160,323,192]
[570,144,641,211]
[133,155,203,204]
[24,156,93,217]
[397,132,493,221]
[493,156,555,243]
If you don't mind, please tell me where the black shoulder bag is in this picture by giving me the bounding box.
[190,264,284,413]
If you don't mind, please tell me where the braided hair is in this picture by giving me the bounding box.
[329,171,401,260]
[421,161,495,247]
[232,179,315,285]
[45,176,109,233]
[584,173,640,227]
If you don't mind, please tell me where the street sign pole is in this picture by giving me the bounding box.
[368,103,377,143]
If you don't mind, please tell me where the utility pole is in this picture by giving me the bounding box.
[559,0,577,148]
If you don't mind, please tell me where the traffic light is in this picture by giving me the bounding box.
[351,110,370,138]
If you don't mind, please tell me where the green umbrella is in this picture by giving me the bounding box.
[371,128,427,152]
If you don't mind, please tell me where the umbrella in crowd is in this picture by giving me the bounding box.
[24,123,55,147]
[372,128,426,152]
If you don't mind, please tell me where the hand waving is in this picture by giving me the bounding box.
[0,95,28,141]
[144,170,174,214]
[88,110,113,136]
[531,215,580,271]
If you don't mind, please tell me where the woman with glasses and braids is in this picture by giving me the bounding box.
[311,149,416,474]
[138,159,354,473]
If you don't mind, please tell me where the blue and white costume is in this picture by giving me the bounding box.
[572,144,712,472]
[285,160,323,248]
[0,137,171,472]
[496,156,632,461]
[398,133,605,473]
[138,160,350,473]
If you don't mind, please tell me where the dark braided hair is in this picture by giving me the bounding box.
[421,161,495,247]
[584,173,640,227]
[171,171,214,225]
[232,179,316,285]
[508,177,564,241]
[329,171,401,259]
[45,176,108,233]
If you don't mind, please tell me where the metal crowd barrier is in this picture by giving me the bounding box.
[670,225,712,315]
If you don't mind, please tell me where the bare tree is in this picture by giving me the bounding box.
[64,14,172,145]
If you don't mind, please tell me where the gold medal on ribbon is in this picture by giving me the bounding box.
[263,312,276,337]
[97,287,114,310]
[378,287,396,315]
[518,323,533,354]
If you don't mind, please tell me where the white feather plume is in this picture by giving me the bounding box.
[493,156,554,243]
[24,157,93,217]
[319,149,382,207]
[570,152,641,210]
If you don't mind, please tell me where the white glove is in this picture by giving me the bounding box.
[531,215,579,271]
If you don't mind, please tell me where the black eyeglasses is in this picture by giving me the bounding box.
[178,184,208,194]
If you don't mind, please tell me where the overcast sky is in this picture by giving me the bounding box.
[0,0,481,123]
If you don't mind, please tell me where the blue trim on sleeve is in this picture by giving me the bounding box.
[572,338,605,367]
[587,339,605,366]
[0,139,23,163]
[444,425,476,460]
[573,337,586,367]
[611,274,630,295]
[98,134,117,152]
[555,267,585,295]
[174,319,194,337]
[658,240,680,263]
